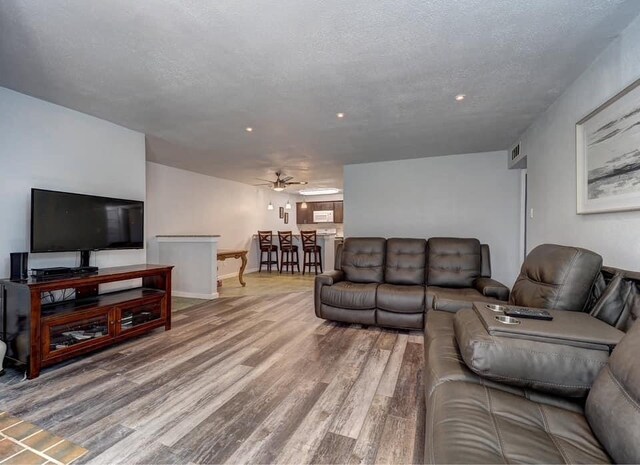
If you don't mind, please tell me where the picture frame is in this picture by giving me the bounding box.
[576,77,640,214]
[284,212,289,224]
[279,207,284,219]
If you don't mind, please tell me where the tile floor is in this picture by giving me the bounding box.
[0,412,86,465]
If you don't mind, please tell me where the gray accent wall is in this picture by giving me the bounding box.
[519,14,640,270]
[344,151,521,285]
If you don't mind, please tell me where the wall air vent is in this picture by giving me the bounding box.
[511,142,521,161]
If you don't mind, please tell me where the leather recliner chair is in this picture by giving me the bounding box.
[509,243,604,311]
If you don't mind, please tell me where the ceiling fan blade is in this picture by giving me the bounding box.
[281,176,294,182]
[285,181,308,185]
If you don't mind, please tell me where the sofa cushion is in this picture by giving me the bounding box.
[586,320,640,464]
[427,238,482,288]
[377,284,425,313]
[341,237,386,283]
[427,286,503,312]
[510,244,603,311]
[318,304,376,325]
[426,381,611,464]
[590,271,640,331]
[376,309,422,330]
[321,281,378,310]
[384,238,427,285]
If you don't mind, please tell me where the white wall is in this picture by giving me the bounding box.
[146,162,300,277]
[344,151,521,285]
[0,87,146,277]
[519,15,640,269]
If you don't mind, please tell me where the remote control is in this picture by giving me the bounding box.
[504,307,553,321]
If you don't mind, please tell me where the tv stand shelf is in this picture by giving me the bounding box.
[41,288,165,318]
[0,264,173,379]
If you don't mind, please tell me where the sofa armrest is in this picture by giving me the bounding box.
[473,277,509,301]
[454,304,625,397]
[314,270,345,316]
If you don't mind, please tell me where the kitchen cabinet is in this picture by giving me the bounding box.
[333,201,344,223]
[296,203,313,224]
[296,201,344,224]
[314,202,334,211]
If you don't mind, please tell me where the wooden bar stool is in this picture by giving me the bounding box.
[257,230,279,272]
[301,230,323,275]
[278,231,300,274]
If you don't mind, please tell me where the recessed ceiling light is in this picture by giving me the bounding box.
[455,94,466,101]
[299,188,341,196]
[336,113,345,118]
[245,127,253,132]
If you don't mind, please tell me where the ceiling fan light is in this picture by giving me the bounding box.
[299,188,340,196]
[267,202,274,210]
[285,200,292,209]
[273,187,285,192]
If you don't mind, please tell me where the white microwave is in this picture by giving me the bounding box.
[313,210,334,223]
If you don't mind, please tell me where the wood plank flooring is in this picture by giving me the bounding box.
[218,271,317,297]
[0,290,425,464]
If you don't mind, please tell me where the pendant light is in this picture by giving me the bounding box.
[267,201,274,210]
[301,196,307,209]
[285,200,292,210]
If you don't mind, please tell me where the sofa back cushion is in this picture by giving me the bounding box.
[510,244,602,311]
[427,238,482,288]
[590,268,640,331]
[341,237,386,283]
[384,238,427,285]
[586,320,640,464]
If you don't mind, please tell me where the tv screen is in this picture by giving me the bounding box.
[31,189,144,253]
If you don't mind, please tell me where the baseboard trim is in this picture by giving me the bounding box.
[173,290,219,300]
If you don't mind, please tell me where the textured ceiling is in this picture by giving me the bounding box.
[2,1,640,188]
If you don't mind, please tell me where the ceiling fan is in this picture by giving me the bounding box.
[255,171,308,192]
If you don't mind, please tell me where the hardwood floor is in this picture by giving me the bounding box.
[218,271,316,297]
[0,290,425,464]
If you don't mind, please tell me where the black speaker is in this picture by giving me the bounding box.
[10,252,28,280]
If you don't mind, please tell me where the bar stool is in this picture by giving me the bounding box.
[258,230,279,272]
[278,231,300,274]
[301,230,323,275]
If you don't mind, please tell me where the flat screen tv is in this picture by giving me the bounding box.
[31,188,144,254]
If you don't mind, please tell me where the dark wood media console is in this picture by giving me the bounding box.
[0,264,173,379]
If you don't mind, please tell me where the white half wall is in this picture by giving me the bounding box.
[519,14,640,269]
[0,87,146,277]
[344,151,521,285]
[146,162,300,277]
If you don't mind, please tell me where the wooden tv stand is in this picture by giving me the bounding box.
[0,264,173,379]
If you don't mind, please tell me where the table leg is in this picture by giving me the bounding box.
[239,253,247,287]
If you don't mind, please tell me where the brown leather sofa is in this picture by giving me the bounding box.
[315,237,505,330]
[424,245,640,464]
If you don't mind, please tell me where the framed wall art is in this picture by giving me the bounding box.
[577,78,640,214]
